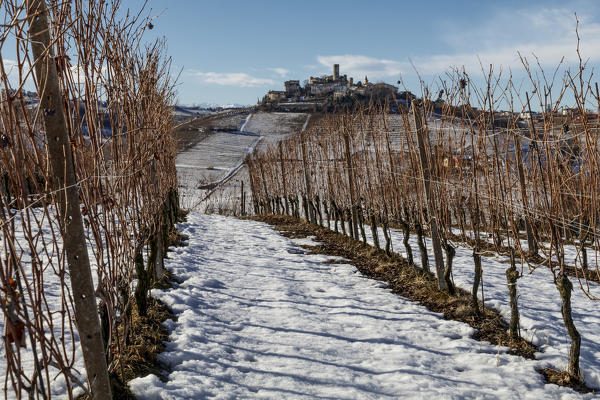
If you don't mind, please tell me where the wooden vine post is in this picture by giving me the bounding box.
[258,161,271,214]
[513,130,537,255]
[151,160,164,281]
[557,273,581,378]
[412,101,446,290]
[240,180,246,216]
[343,132,359,240]
[300,132,315,223]
[506,250,520,340]
[26,1,112,397]
[470,124,484,315]
[278,141,289,215]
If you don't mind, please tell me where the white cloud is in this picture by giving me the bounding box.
[69,63,109,83]
[2,59,37,90]
[317,55,406,79]
[3,59,25,80]
[268,67,289,77]
[318,6,600,80]
[191,71,275,87]
[3,59,18,70]
[428,6,600,73]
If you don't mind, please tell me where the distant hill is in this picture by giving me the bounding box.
[178,103,250,110]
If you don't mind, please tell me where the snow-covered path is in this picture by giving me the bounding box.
[130,214,591,399]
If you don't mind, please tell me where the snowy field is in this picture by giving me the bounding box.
[243,112,310,146]
[177,112,309,212]
[332,221,600,389]
[177,130,259,202]
[129,214,597,399]
[177,113,258,210]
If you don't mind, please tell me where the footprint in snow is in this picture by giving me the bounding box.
[444,332,462,340]
[287,247,306,255]
[202,278,226,289]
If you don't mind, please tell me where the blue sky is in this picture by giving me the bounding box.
[130,0,600,106]
[4,0,598,107]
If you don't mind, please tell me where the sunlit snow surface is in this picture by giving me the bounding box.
[129,214,597,399]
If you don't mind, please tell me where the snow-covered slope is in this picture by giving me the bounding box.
[176,112,309,212]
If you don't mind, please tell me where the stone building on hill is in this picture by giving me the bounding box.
[284,80,301,97]
[261,63,403,110]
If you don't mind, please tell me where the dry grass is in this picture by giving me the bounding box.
[538,368,596,394]
[106,271,176,399]
[168,229,189,248]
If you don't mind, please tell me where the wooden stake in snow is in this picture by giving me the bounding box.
[25,1,112,397]
[412,101,446,290]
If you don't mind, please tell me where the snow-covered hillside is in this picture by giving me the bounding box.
[176,112,309,212]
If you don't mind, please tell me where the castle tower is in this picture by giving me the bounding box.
[333,64,340,80]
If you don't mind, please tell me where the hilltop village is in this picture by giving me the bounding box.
[259,64,599,123]
[260,64,414,112]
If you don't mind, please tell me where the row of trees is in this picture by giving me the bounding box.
[1,1,179,398]
[248,61,599,381]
